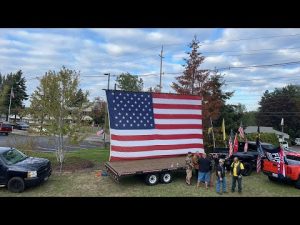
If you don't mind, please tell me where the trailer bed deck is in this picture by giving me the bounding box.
[105,156,186,181]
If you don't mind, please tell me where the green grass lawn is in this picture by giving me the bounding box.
[1,148,300,197]
[1,171,300,197]
[22,148,110,170]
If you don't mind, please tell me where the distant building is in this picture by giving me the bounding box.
[244,126,289,140]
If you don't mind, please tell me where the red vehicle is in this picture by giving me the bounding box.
[263,151,300,189]
[0,122,12,135]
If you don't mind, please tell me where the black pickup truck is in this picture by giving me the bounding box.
[0,147,51,193]
[211,141,276,176]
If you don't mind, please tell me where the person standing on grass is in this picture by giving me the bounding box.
[216,159,227,195]
[185,152,194,185]
[192,151,200,180]
[230,157,244,193]
[197,153,211,189]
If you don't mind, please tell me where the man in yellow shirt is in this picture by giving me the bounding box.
[230,157,244,193]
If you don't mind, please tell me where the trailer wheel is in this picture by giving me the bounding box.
[145,174,159,185]
[295,178,300,189]
[160,172,172,184]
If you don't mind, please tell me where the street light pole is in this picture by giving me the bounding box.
[104,73,111,90]
[103,73,111,149]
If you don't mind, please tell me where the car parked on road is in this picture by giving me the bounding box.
[279,140,289,148]
[14,122,30,130]
[295,138,300,146]
[0,147,51,193]
[0,122,12,136]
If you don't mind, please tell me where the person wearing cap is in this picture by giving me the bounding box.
[216,159,227,195]
[197,152,211,189]
[185,152,194,185]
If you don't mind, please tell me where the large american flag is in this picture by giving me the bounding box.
[106,90,204,161]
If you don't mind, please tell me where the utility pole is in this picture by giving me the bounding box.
[159,45,164,92]
[8,86,13,123]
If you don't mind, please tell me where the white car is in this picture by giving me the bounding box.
[280,141,289,148]
[295,138,300,146]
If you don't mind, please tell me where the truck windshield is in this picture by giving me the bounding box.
[0,149,28,165]
[262,144,275,150]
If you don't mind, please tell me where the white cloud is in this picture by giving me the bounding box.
[1,28,300,111]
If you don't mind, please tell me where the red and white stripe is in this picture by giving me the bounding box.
[256,155,261,173]
[238,126,244,139]
[279,147,286,177]
[110,93,204,161]
[229,137,233,157]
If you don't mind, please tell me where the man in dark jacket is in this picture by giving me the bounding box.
[230,157,244,193]
[216,159,227,195]
[197,153,211,189]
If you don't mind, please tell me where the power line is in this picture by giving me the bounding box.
[163,33,300,48]
[202,46,300,55]
[216,60,300,71]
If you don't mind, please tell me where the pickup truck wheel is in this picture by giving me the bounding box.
[145,174,159,185]
[242,163,252,176]
[7,177,25,193]
[295,178,300,189]
[5,133,8,136]
[160,172,172,184]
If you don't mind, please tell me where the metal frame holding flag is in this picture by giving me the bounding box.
[105,90,204,161]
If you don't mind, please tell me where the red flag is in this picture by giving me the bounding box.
[244,139,248,152]
[229,130,234,157]
[233,134,239,153]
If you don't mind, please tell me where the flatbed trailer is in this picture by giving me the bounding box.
[105,156,186,185]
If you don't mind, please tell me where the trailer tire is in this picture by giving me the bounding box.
[145,174,159,185]
[160,172,172,184]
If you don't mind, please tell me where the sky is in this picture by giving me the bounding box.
[1,28,300,111]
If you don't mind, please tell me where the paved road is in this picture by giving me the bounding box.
[287,145,300,152]
[0,132,107,152]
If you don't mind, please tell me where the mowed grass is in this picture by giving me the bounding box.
[22,148,110,171]
[1,150,300,197]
